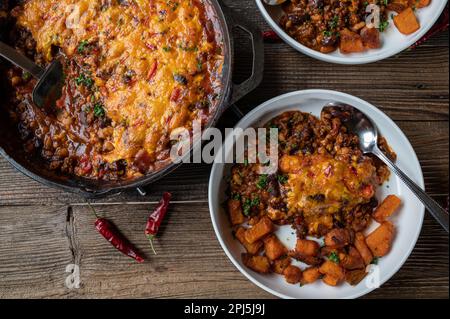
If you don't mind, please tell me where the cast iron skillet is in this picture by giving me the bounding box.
[0,0,264,198]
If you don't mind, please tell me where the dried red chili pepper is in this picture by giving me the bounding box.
[89,204,144,263]
[145,192,172,254]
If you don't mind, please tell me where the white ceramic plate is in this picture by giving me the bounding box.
[208,90,425,299]
[255,0,448,64]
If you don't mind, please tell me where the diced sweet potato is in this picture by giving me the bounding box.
[354,232,374,266]
[295,239,320,257]
[394,8,420,35]
[319,260,345,283]
[339,28,365,54]
[235,227,263,255]
[361,27,381,49]
[322,274,340,287]
[416,0,431,8]
[345,269,368,286]
[263,235,287,261]
[366,222,396,257]
[283,265,302,284]
[242,253,271,274]
[324,228,352,249]
[387,0,410,13]
[228,199,245,225]
[244,216,274,244]
[289,251,323,266]
[340,246,365,270]
[301,267,321,285]
[373,195,402,223]
[273,256,291,274]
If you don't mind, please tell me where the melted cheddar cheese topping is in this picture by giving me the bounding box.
[280,153,378,233]
[16,0,223,174]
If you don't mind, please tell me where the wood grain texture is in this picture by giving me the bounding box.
[0,0,448,299]
[0,121,447,204]
[0,203,447,299]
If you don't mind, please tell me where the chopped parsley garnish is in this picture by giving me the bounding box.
[93,103,105,117]
[329,16,339,29]
[162,46,171,52]
[323,30,332,37]
[77,40,89,54]
[277,174,288,184]
[242,196,260,216]
[256,174,268,190]
[329,251,340,264]
[379,19,390,32]
[231,193,241,201]
[371,257,379,265]
[75,73,94,87]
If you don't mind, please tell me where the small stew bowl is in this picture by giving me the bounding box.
[208,90,425,299]
[255,0,448,64]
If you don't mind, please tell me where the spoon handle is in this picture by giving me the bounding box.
[373,146,449,233]
[0,41,44,79]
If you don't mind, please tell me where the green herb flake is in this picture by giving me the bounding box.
[329,251,340,264]
[256,174,268,190]
[93,103,105,117]
[77,40,89,54]
[277,174,288,184]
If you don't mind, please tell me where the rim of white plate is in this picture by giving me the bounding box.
[208,89,425,299]
[255,0,448,65]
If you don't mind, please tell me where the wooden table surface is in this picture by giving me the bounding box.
[0,0,448,299]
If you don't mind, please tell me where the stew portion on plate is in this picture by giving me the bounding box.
[280,0,432,54]
[226,107,403,287]
[3,0,224,180]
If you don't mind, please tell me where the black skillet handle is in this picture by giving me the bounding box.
[222,5,264,105]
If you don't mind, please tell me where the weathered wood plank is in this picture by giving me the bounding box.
[0,121,447,205]
[0,203,447,298]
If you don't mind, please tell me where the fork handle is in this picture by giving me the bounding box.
[0,41,44,79]
[373,146,449,233]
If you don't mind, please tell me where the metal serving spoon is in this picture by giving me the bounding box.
[0,41,63,111]
[323,102,449,233]
[262,0,288,5]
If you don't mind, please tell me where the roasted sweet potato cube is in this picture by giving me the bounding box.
[242,253,271,274]
[340,246,365,270]
[319,260,345,283]
[273,256,291,274]
[354,232,374,265]
[289,251,323,266]
[345,269,368,286]
[244,216,274,244]
[283,265,302,284]
[339,28,365,54]
[228,199,245,225]
[301,267,321,285]
[366,222,396,257]
[387,0,410,13]
[263,235,287,261]
[361,27,381,49]
[235,227,263,255]
[373,195,402,223]
[295,239,320,256]
[324,228,352,249]
[394,8,420,35]
[322,274,340,286]
[416,0,431,8]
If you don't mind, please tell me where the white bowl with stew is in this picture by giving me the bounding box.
[255,0,448,64]
[208,90,425,299]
